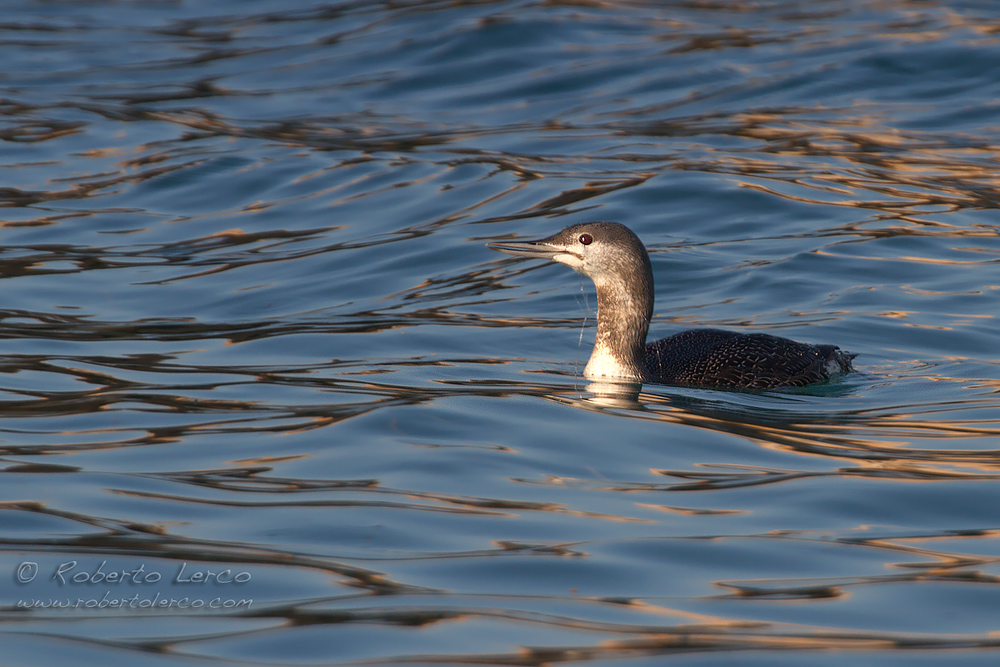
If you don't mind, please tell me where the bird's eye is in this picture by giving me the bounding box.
[579,233,593,246]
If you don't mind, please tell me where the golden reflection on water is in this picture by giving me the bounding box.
[6,363,1000,661]
[11,470,1000,660]
[4,0,1000,663]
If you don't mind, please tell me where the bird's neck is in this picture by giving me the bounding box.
[584,272,653,382]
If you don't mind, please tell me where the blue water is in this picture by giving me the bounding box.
[2,0,1000,664]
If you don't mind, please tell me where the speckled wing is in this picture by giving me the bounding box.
[643,328,855,389]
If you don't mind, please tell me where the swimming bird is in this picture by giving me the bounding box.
[487,222,855,389]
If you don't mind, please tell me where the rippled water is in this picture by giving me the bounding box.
[2,0,1000,664]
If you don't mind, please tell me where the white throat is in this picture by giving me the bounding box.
[584,339,642,381]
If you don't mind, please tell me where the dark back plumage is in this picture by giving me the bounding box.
[644,328,856,389]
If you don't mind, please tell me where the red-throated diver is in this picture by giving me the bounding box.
[487,222,855,389]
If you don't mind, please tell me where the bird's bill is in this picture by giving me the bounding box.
[487,238,566,260]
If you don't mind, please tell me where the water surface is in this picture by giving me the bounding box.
[2,1,1000,665]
